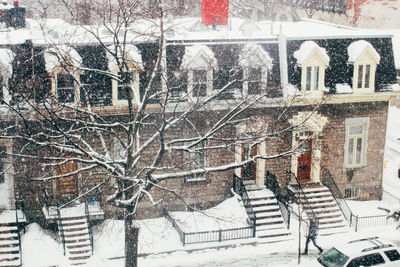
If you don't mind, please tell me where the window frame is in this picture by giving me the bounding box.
[55,73,77,104]
[112,69,140,106]
[188,67,213,100]
[185,141,207,182]
[350,44,379,93]
[344,117,370,169]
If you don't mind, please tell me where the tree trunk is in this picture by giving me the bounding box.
[125,207,139,267]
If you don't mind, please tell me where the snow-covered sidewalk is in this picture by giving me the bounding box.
[19,196,400,267]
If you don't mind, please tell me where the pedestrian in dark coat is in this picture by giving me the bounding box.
[304,217,323,255]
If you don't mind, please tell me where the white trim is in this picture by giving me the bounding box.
[343,117,370,169]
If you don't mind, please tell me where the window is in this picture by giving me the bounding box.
[248,67,262,95]
[238,44,272,97]
[344,188,359,199]
[181,45,217,101]
[347,253,385,267]
[344,118,369,168]
[305,66,320,91]
[348,40,380,93]
[116,71,137,103]
[186,142,206,182]
[356,64,371,89]
[55,73,75,103]
[192,69,207,97]
[0,146,5,183]
[384,249,400,262]
[293,41,329,95]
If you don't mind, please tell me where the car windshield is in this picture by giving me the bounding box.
[318,247,350,267]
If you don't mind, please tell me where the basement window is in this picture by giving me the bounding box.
[344,188,359,199]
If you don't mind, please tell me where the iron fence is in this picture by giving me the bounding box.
[166,213,255,246]
[350,214,398,231]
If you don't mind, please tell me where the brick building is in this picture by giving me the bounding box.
[0,4,399,265]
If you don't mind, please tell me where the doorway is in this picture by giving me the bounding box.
[297,139,312,181]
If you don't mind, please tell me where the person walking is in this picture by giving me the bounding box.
[303,217,323,255]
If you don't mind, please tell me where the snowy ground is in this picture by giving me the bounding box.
[20,195,400,267]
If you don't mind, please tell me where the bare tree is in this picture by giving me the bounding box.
[0,1,323,266]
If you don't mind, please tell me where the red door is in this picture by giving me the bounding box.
[297,139,312,181]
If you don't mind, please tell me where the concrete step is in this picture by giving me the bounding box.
[250,199,277,207]
[247,189,275,199]
[257,227,291,238]
[301,192,332,198]
[65,237,91,244]
[256,217,284,226]
[66,240,91,249]
[253,205,280,213]
[255,211,282,219]
[256,224,288,231]
[257,234,294,243]
[301,197,335,204]
[0,240,19,247]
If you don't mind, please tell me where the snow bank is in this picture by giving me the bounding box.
[21,223,67,267]
[347,40,380,63]
[283,84,301,99]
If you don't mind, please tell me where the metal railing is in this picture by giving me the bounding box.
[233,174,257,228]
[84,201,94,255]
[286,170,317,220]
[265,171,290,229]
[321,167,353,222]
[56,205,66,256]
[350,214,398,232]
[165,212,255,246]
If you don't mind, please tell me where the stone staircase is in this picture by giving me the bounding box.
[0,223,21,267]
[244,183,292,243]
[58,204,93,265]
[293,184,348,236]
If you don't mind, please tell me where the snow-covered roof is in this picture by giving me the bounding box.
[335,83,353,94]
[44,45,82,72]
[347,40,380,63]
[181,45,217,69]
[293,41,329,65]
[0,48,14,79]
[238,43,272,69]
[107,44,143,71]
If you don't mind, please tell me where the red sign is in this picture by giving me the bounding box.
[201,0,229,26]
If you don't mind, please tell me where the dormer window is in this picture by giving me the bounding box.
[108,45,142,106]
[348,40,380,93]
[181,45,216,100]
[44,46,82,105]
[239,44,272,97]
[294,41,329,95]
[55,73,75,103]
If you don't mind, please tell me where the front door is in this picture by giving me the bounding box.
[242,145,257,181]
[56,161,78,201]
[297,139,312,181]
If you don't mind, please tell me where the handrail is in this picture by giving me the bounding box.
[84,201,94,255]
[286,170,317,220]
[13,179,22,265]
[56,203,66,256]
[321,167,353,222]
[233,174,257,233]
[265,171,290,229]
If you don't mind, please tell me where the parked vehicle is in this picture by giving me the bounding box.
[317,237,400,267]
